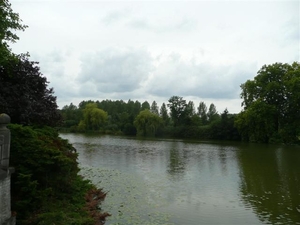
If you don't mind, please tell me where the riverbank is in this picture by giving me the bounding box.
[9,124,109,225]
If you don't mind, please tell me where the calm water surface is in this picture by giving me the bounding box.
[60,133,300,225]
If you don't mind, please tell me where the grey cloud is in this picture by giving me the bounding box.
[127,16,197,33]
[77,81,98,98]
[101,7,197,33]
[174,17,197,31]
[102,10,128,25]
[128,18,151,30]
[30,51,81,99]
[282,16,299,43]
[146,55,256,100]
[78,48,154,94]
[30,48,257,108]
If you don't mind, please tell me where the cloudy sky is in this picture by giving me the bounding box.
[10,0,299,113]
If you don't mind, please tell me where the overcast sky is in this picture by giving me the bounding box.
[10,0,299,113]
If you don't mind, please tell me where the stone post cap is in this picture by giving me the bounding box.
[0,114,11,124]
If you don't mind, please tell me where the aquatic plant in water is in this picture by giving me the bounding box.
[79,166,174,225]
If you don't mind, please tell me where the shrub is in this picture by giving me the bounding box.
[8,124,109,225]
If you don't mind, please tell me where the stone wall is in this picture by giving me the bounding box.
[0,114,15,225]
[0,170,15,225]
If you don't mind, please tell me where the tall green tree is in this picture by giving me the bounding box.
[134,109,163,137]
[209,109,240,140]
[150,100,159,115]
[183,101,196,126]
[197,101,208,125]
[207,103,219,123]
[78,100,95,110]
[78,103,108,131]
[141,101,150,110]
[134,100,142,115]
[237,62,300,143]
[61,103,81,128]
[0,0,27,45]
[186,101,195,117]
[159,102,170,126]
[235,100,276,142]
[126,99,135,115]
[123,99,138,134]
[167,96,187,127]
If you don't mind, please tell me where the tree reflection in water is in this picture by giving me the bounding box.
[237,144,300,224]
[167,141,187,180]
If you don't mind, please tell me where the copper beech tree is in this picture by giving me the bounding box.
[0,0,61,126]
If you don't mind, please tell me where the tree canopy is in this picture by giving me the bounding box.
[134,109,163,137]
[167,96,187,127]
[150,100,159,115]
[0,1,61,126]
[236,62,300,143]
[197,101,208,125]
[159,103,170,126]
[0,53,61,126]
[0,0,27,45]
[78,103,108,131]
[207,103,219,123]
[60,97,239,140]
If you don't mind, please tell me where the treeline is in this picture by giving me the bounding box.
[61,61,300,144]
[60,97,241,141]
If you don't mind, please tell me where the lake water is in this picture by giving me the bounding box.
[60,133,300,225]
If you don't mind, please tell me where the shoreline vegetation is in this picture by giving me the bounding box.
[60,62,300,146]
[59,98,240,141]
[84,189,111,225]
[9,124,110,225]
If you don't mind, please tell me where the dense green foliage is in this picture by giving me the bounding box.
[134,109,163,137]
[167,96,188,127]
[60,98,240,141]
[236,62,300,143]
[9,124,107,225]
[197,101,208,125]
[0,0,27,45]
[78,103,108,132]
[61,99,145,135]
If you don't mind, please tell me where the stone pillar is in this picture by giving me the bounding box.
[0,113,15,225]
[0,113,11,169]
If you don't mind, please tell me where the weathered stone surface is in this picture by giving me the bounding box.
[0,113,15,225]
[0,113,11,169]
[0,114,10,125]
[0,176,11,224]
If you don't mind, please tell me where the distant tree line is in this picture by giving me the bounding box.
[60,97,241,141]
[60,61,300,144]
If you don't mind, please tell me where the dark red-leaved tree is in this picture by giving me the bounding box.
[0,53,61,126]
